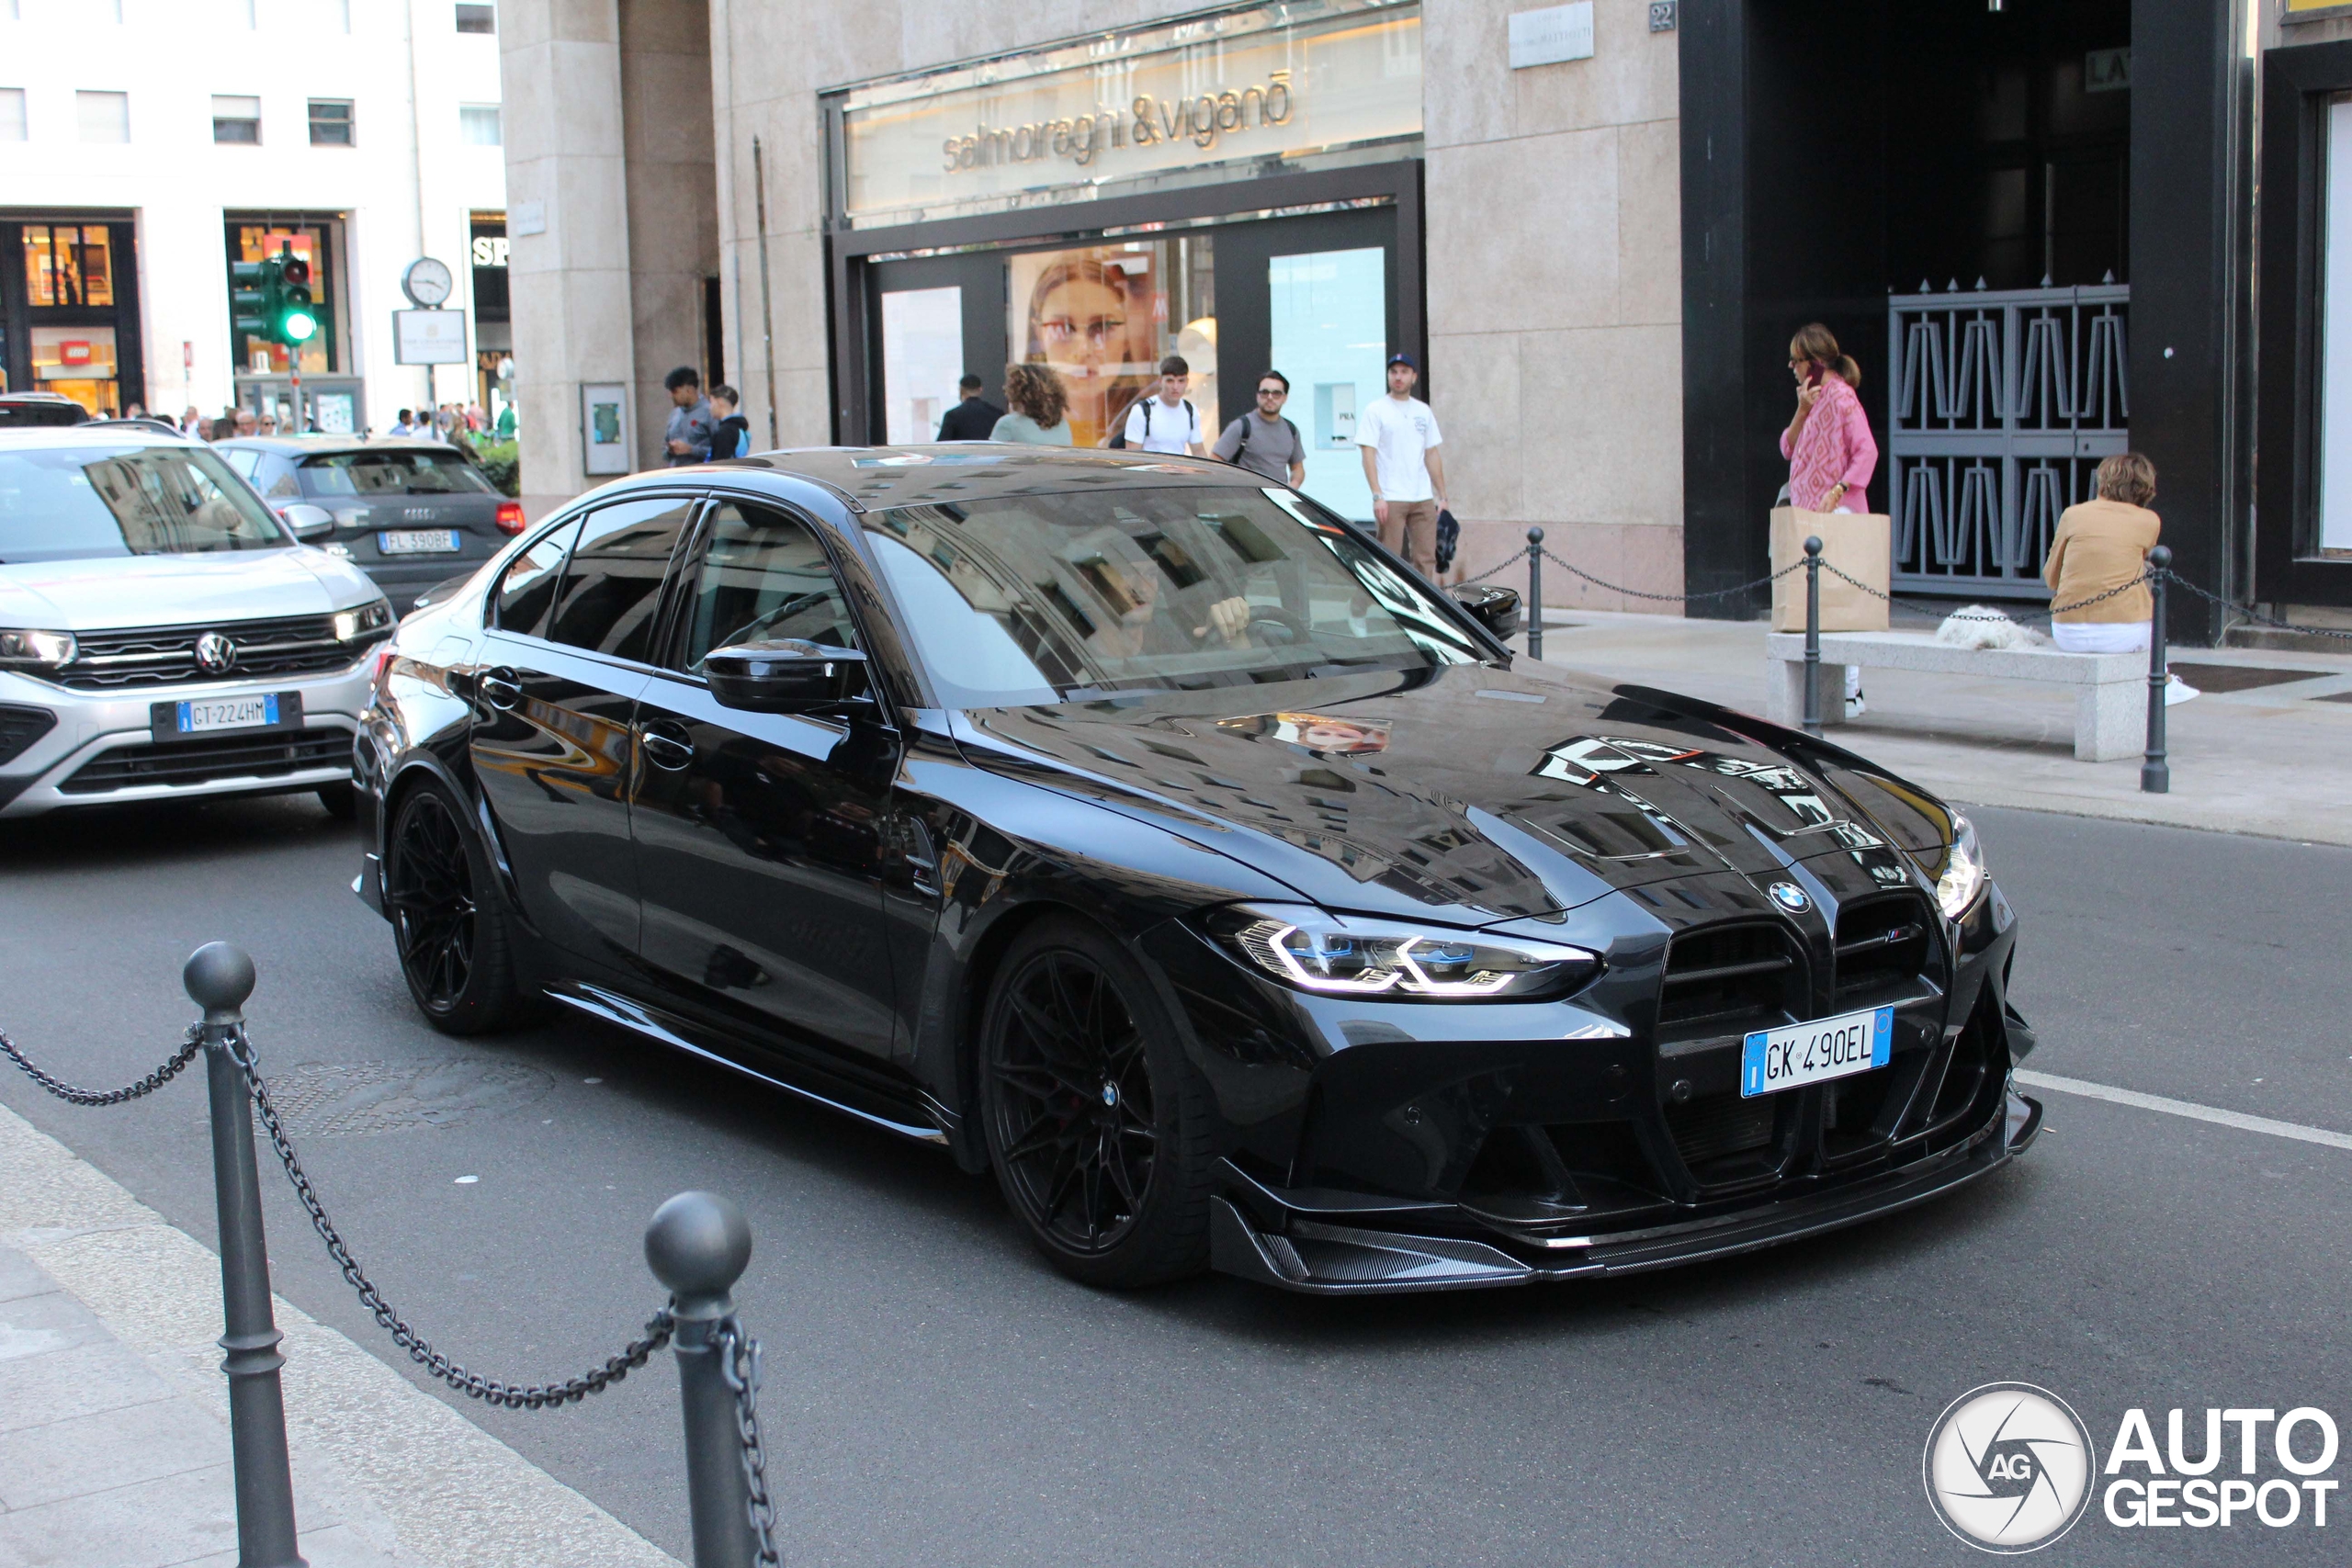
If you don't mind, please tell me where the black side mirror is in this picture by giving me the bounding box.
[703,639,870,713]
[1449,582,1522,640]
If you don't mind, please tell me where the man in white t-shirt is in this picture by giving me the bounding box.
[1122,355,1207,456]
[1355,353,1448,578]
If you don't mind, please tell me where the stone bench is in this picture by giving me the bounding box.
[1763,631,2147,761]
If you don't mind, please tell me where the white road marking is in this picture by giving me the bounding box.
[2016,1069,2352,1152]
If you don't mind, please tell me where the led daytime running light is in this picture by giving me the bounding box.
[1220,906,1600,1002]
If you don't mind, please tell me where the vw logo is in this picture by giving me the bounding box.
[1923,1382,2096,1552]
[1768,881,1810,912]
[194,631,239,674]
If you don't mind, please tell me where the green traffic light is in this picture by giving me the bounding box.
[281,310,317,344]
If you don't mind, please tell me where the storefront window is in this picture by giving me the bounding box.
[1010,236,1217,448]
[2322,96,2352,556]
[23,225,114,308]
[30,324,121,416]
[1270,246,1385,518]
[227,222,335,377]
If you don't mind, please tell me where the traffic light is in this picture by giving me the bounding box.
[268,245,317,345]
[230,243,319,350]
[231,258,269,343]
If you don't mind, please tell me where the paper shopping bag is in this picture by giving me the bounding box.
[1770,508,1892,633]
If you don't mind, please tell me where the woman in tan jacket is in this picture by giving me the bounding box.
[2041,452,2196,701]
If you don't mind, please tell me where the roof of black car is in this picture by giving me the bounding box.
[715,445,1265,513]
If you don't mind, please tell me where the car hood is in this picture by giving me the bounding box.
[949,660,1960,927]
[0,547,377,629]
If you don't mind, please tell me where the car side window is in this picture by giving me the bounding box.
[676,502,860,671]
[546,498,697,664]
[493,519,581,638]
[220,448,261,481]
[262,458,300,499]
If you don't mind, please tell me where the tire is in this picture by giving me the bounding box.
[383,779,527,1035]
[978,917,1215,1287]
[316,782,357,820]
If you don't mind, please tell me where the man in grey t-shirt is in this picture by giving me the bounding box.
[1212,370,1308,486]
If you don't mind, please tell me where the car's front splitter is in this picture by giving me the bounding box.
[1210,1089,2041,1294]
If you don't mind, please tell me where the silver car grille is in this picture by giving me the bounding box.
[53,614,376,691]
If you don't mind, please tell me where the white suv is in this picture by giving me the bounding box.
[0,423,392,818]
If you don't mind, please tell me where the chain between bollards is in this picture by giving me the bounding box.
[1525,526,1545,662]
[186,942,308,1568]
[2143,546,2172,795]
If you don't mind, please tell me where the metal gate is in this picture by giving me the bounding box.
[1886,280,2129,597]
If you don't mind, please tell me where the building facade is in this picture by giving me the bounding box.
[498,0,2352,633]
[0,0,508,432]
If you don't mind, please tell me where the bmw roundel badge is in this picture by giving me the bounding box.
[1768,881,1810,912]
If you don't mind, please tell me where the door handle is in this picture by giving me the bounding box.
[479,667,521,710]
[639,721,695,771]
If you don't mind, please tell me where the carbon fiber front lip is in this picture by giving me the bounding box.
[1210,1092,2041,1294]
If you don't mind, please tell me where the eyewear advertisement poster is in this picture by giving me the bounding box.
[1010,241,1216,449]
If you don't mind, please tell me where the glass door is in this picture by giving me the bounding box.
[866,252,1008,445]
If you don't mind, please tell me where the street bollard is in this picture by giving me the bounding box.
[647,1192,757,1568]
[186,942,307,1568]
[1802,536,1824,738]
[2143,547,2171,795]
[1526,526,1545,662]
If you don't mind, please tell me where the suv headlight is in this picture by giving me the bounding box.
[1933,813,1987,919]
[0,628,77,668]
[1205,903,1601,1001]
[333,599,395,641]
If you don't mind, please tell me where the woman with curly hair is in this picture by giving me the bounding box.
[991,362,1074,446]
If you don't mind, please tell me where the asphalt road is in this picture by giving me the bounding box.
[3,795,2348,1566]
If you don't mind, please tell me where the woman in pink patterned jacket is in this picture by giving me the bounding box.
[1779,322,1879,715]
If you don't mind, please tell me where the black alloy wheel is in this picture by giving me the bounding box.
[979,918,1214,1287]
[385,781,526,1034]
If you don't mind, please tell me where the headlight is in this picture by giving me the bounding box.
[1934,813,1987,919]
[1206,903,1601,1001]
[334,599,395,641]
[0,628,77,668]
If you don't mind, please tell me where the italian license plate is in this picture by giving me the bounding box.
[175,694,279,734]
[378,529,460,555]
[1740,1005,1894,1098]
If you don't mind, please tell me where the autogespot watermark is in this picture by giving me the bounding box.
[1924,1385,2342,1552]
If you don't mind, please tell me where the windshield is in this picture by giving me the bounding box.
[863,486,1486,707]
[300,448,495,497]
[0,443,288,563]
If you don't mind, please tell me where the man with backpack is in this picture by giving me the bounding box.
[1119,355,1206,456]
[1211,370,1307,486]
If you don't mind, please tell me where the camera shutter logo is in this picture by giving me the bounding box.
[194,631,239,675]
[1923,1382,2097,1552]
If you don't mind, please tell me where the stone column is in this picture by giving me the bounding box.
[498,0,639,511]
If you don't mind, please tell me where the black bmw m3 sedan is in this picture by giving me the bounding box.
[353,446,2041,1293]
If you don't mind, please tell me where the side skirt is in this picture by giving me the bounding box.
[546,981,951,1147]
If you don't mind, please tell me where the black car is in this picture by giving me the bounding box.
[0,392,92,427]
[354,447,2040,1293]
[215,436,523,607]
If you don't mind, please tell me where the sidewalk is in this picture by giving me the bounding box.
[1514,609,2352,847]
[0,1101,680,1568]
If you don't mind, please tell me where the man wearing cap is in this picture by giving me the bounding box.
[1356,353,1448,579]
